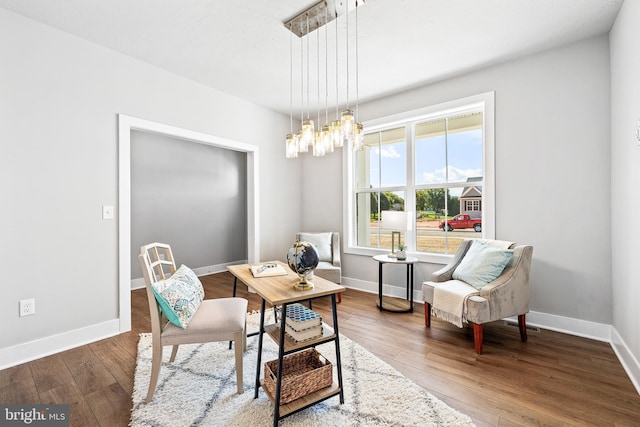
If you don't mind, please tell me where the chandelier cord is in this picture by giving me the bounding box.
[345,2,350,110]
[325,6,329,124]
[289,22,293,132]
[300,23,304,128]
[317,19,320,128]
[335,7,339,120]
[306,13,310,120]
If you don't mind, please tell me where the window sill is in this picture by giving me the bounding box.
[344,246,453,265]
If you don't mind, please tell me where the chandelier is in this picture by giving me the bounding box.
[285,0,365,158]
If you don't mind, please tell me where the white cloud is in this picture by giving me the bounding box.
[421,165,482,184]
[373,146,401,159]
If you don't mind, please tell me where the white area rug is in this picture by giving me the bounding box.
[130,311,475,426]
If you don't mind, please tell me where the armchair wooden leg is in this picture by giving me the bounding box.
[473,323,483,354]
[518,314,528,342]
[337,292,342,303]
[424,303,431,327]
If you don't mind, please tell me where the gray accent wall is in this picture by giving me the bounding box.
[130,131,247,279]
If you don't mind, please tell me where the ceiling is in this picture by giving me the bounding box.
[0,0,624,116]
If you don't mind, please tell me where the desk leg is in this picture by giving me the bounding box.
[409,264,414,313]
[254,298,266,399]
[378,262,383,311]
[331,294,345,404]
[273,303,288,426]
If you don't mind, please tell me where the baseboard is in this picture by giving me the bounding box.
[343,276,612,340]
[520,311,612,342]
[130,260,248,290]
[611,327,640,395]
[0,319,120,370]
[342,276,424,301]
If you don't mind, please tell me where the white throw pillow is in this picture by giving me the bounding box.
[299,232,333,263]
[452,240,513,290]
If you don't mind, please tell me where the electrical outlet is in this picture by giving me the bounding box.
[20,299,35,317]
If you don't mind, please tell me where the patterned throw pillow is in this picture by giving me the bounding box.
[299,232,332,262]
[151,264,204,328]
[452,240,513,290]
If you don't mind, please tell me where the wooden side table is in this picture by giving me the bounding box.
[373,254,418,313]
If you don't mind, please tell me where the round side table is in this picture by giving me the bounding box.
[373,254,418,313]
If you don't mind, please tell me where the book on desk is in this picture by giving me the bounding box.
[250,263,288,278]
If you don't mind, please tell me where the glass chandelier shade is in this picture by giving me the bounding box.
[341,108,355,142]
[299,119,314,152]
[353,122,364,151]
[331,120,343,147]
[285,133,299,158]
[313,130,326,156]
[322,124,333,153]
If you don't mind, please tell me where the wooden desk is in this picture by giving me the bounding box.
[227,261,346,426]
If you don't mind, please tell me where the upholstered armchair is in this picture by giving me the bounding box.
[422,239,533,354]
[296,232,342,302]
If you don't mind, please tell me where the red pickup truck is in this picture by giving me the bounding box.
[439,214,482,232]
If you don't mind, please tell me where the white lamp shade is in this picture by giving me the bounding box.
[380,210,407,231]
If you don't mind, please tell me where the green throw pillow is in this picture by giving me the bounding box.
[151,264,204,328]
[452,240,513,290]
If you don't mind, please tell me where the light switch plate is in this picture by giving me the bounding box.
[102,205,114,220]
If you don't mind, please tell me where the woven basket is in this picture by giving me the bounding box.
[264,348,333,404]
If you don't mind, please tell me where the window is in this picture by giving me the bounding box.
[344,92,495,263]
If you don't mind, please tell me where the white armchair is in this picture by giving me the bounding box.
[297,232,342,302]
[422,239,533,354]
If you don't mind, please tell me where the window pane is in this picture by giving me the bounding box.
[415,186,482,254]
[356,191,405,249]
[447,112,483,183]
[355,192,374,247]
[359,127,406,189]
[356,136,378,189]
[379,128,406,187]
[415,119,446,185]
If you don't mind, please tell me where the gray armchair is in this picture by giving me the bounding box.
[422,239,533,354]
[297,232,342,302]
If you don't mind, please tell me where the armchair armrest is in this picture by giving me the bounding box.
[331,232,341,268]
[431,239,473,282]
[478,245,533,320]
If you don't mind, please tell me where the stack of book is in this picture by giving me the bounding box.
[284,303,323,342]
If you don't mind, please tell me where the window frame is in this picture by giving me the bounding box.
[343,91,495,264]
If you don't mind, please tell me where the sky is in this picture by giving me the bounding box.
[367,129,483,195]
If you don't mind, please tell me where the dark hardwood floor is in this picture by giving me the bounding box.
[1,271,639,426]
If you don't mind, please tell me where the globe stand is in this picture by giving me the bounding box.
[293,273,314,291]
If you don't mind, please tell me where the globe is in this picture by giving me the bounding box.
[287,240,319,290]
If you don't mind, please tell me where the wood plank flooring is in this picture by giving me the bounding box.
[1,271,639,426]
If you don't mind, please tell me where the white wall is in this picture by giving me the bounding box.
[310,36,613,332]
[0,9,298,366]
[610,0,640,388]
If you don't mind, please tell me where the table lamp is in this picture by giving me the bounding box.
[381,210,407,257]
